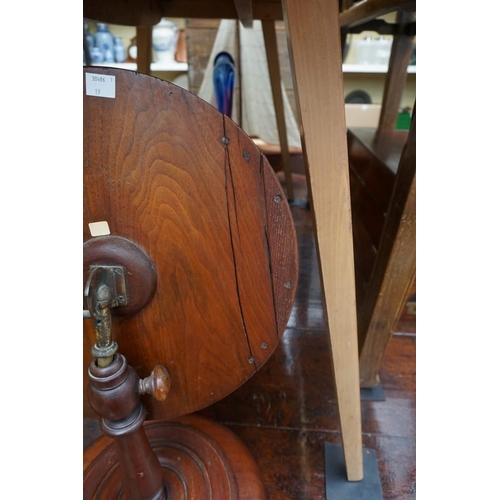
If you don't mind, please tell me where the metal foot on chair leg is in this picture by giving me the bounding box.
[360,383,386,402]
[324,444,383,500]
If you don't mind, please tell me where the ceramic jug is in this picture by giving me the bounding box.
[152,19,178,62]
[94,23,114,58]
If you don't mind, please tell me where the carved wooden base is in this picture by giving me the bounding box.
[83,414,266,500]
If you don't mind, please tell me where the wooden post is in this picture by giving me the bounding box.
[137,26,153,75]
[377,11,415,134]
[86,354,168,500]
[233,0,254,27]
[281,0,363,481]
[262,20,295,201]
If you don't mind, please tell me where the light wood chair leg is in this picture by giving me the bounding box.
[359,107,416,387]
[281,0,363,481]
[262,20,295,201]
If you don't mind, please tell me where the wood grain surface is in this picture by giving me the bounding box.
[262,20,295,200]
[83,414,266,499]
[83,0,162,27]
[161,0,283,22]
[83,67,298,421]
[84,169,417,499]
[347,128,408,309]
[281,0,363,481]
[358,108,416,386]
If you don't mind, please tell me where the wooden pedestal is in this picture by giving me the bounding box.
[84,414,266,500]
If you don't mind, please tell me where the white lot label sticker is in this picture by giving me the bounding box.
[88,221,111,236]
[85,73,116,99]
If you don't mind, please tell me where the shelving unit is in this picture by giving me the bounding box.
[93,60,188,72]
[181,32,415,104]
[95,40,415,79]
[85,19,188,79]
[343,63,415,73]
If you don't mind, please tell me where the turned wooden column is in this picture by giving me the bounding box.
[87,354,170,500]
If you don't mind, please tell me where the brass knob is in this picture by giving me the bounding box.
[139,365,171,402]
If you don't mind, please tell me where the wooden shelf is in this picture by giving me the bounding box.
[343,64,415,74]
[92,61,188,72]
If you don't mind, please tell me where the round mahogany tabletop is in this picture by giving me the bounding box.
[83,67,298,420]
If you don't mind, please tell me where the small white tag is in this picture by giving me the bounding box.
[85,73,116,99]
[89,221,111,236]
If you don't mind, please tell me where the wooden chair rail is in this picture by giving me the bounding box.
[340,0,415,28]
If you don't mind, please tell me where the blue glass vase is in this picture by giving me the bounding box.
[213,52,235,118]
